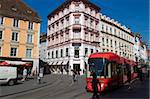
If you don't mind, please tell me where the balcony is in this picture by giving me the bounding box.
[72,24,81,30]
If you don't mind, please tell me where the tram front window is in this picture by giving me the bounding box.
[88,58,105,77]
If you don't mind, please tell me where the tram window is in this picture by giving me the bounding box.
[111,62,118,76]
[88,58,105,76]
[105,63,111,78]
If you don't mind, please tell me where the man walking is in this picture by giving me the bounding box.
[72,70,77,82]
[91,72,100,99]
[127,69,132,89]
[22,67,27,81]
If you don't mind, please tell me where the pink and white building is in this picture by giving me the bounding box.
[47,0,135,75]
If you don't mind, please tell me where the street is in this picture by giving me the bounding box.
[0,74,149,99]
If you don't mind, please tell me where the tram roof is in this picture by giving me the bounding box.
[89,52,121,63]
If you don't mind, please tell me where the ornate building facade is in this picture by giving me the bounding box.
[47,0,135,75]
[0,0,41,73]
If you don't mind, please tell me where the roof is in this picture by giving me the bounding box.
[89,52,120,63]
[89,52,137,65]
[0,0,41,23]
[47,0,100,19]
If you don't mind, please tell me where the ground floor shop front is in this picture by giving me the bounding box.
[48,58,88,75]
[0,57,39,76]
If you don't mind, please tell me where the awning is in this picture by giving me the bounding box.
[53,61,58,65]
[6,61,26,65]
[49,62,53,65]
[62,61,68,65]
[57,61,63,65]
[0,61,10,66]
[5,61,32,66]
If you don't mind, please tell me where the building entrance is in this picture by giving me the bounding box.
[73,64,80,74]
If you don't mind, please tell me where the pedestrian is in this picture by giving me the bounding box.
[139,68,143,82]
[61,68,63,74]
[21,67,27,81]
[72,70,77,82]
[127,69,132,89]
[91,72,100,99]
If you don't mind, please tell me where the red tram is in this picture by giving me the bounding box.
[86,52,138,92]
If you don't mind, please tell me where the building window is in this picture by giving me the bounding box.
[0,31,2,40]
[102,24,104,31]
[66,17,69,25]
[85,16,88,26]
[0,16,4,25]
[90,20,93,27]
[52,51,54,58]
[91,49,93,54]
[0,47,2,56]
[106,26,108,32]
[10,47,17,56]
[114,29,116,35]
[75,4,79,11]
[13,19,19,27]
[66,48,69,57]
[56,50,58,58]
[61,49,63,57]
[27,34,33,43]
[12,32,18,41]
[26,49,32,58]
[74,17,80,24]
[102,38,105,46]
[110,40,112,47]
[106,39,108,45]
[118,31,120,37]
[74,47,79,58]
[28,22,33,30]
[48,52,50,58]
[103,49,105,52]
[115,41,117,47]
[85,48,88,56]
[74,30,80,39]
[110,27,112,33]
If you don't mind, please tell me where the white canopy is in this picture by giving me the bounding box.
[6,61,27,65]
[62,61,68,65]
[57,61,62,65]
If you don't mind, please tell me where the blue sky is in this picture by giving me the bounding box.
[23,0,149,45]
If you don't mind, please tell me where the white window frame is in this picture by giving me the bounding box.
[0,47,2,56]
[13,19,19,27]
[0,16,4,25]
[28,22,34,30]
[12,32,19,42]
[27,34,33,43]
[26,48,32,58]
[74,30,80,39]
[74,17,80,24]
[10,47,17,57]
[0,31,3,40]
